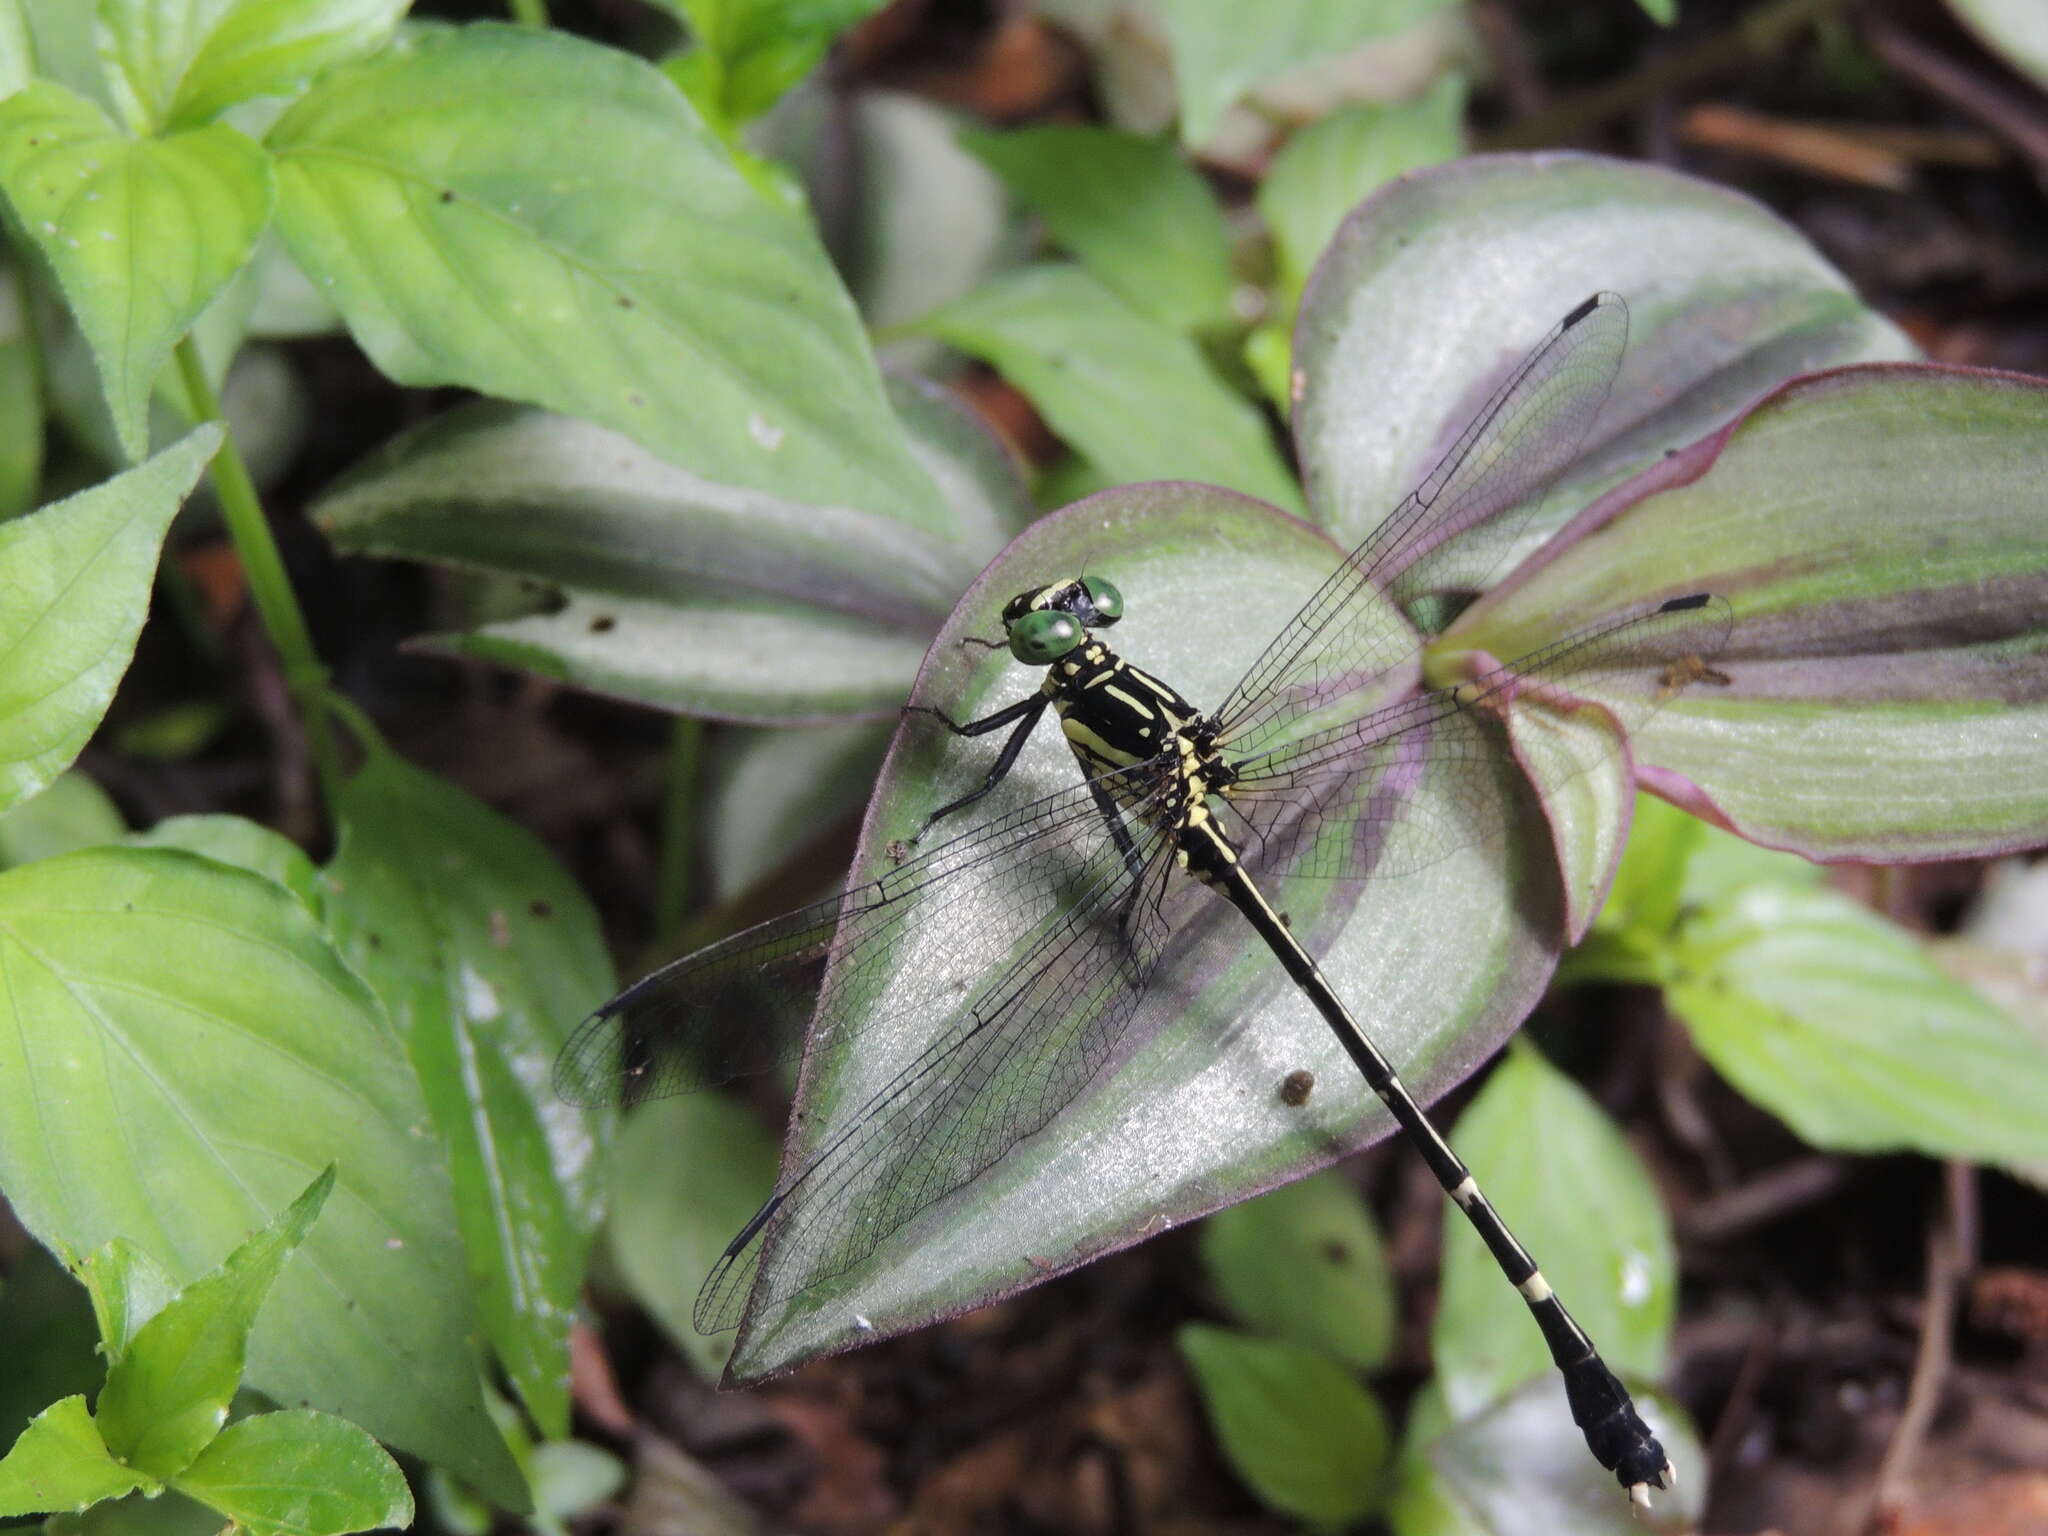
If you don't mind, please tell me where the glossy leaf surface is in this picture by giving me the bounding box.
[1669,884,2048,1171]
[0,427,219,814]
[128,814,322,910]
[321,746,610,1438]
[1457,365,2048,862]
[960,124,1234,330]
[95,0,408,132]
[911,264,1302,514]
[1432,1046,1674,1418]
[313,375,1029,719]
[0,85,270,460]
[0,1396,149,1516]
[0,848,523,1505]
[171,1410,412,1536]
[269,24,941,529]
[0,773,125,869]
[727,482,1563,1379]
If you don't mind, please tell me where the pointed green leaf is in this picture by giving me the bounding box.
[0,773,125,869]
[320,748,610,1437]
[911,265,1303,514]
[95,1168,335,1478]
[95,0,409,133]
[1178,1324,1389,1528]
[1433,1046,1674,1418]
[658,0,888,127]
[0,1396,150,1517]
[0,84,271,460]
[171,1410,412,1536]
[1158,0,1457,145]
[1259,78,1465,301]
[76,1238,179,1365]
[1457,365,2048,862]
[727,483,1563,1380]
[607,1094,779,1381]
[1197,1168,1395,1372]
[0,426,220,814]
[0,848,524,1507]
[268,23,943,530]
[310,375,1027,720]
[1292,153,1912,561]
[960,125,1234,330]
[1670,884,2048,1171]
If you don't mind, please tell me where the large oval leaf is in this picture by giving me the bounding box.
[1292,153,1913,565]
[312,375,1027,720]
[726,481,1564,1380]
[0,426,220,815]
[1454,365,2048,862]
[0,848,522,1507]
[267,23,943,531]
[321,746,613,1439]
[0,85,270,462]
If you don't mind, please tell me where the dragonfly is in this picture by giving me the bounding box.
[557,292,1735,1508]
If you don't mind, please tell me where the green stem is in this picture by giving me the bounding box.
[1479,0,1846,150]
[506,0,549,25]
[655,717,705,938]
[173,337,341,804]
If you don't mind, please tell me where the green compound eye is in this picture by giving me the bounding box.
[1081,576,1124,625]
[1009,608,1083,665]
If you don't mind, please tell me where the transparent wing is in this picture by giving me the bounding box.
[695,813,1182,1333]
[1217,294,1630,761]
[1221,595,1736,887]
[553,759,1171,1109]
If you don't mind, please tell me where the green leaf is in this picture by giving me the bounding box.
[0,84,272,460]
[0,425,220,815]
[0,772,125,869]
[310,374,1027,720]
[1455,365,2048,862]
[728,482,1564,1381]
[0,847,524,1507]
[959,125,1233,330]
[1636,0,1678,23]
[0,1246,104,1446]
[705,722,889,900]
[1259,77,1465,302]
[320,746,610,1438]
[1,1,30,98]
[94,0,409,133]
[1433,1045,1674,1418]
[1946,0,2047,88]
[268,23,943,531]
[1292,153,1912,557]
[128,814,322,910]
[910,264,1302,514]
[607,1094,780,1381]
[0,262,40,515]
[170,1410,412,1536]
[14,0,108,107]
[76,1238,179,1365]
[527,1439,625,1522]
[1158,0,1458,145]
[1178,1324,1389,1529]
[1670,884,2048,1171]
[0,1396,151,1517]
[94,1168,335,1479]
[1197,1168,1395,1372]
[661,0,887,127]
[1388,1377,1705,1536]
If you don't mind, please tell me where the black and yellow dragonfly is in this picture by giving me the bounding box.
[556,292,1735,1508]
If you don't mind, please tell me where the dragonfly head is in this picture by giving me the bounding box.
[999,576,1123,666]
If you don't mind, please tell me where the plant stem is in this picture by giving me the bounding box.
[172,337,342,805]
[1479,0,1847,150]
[506,0,549,26]
[655,717,705,938]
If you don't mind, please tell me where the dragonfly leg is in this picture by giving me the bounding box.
[908,694,1051,842]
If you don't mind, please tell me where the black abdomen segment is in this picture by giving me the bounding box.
[1186,817,1675,1502]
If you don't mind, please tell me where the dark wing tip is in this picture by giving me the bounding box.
[1658,592,1712,613]
[1562,292,1604,328]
